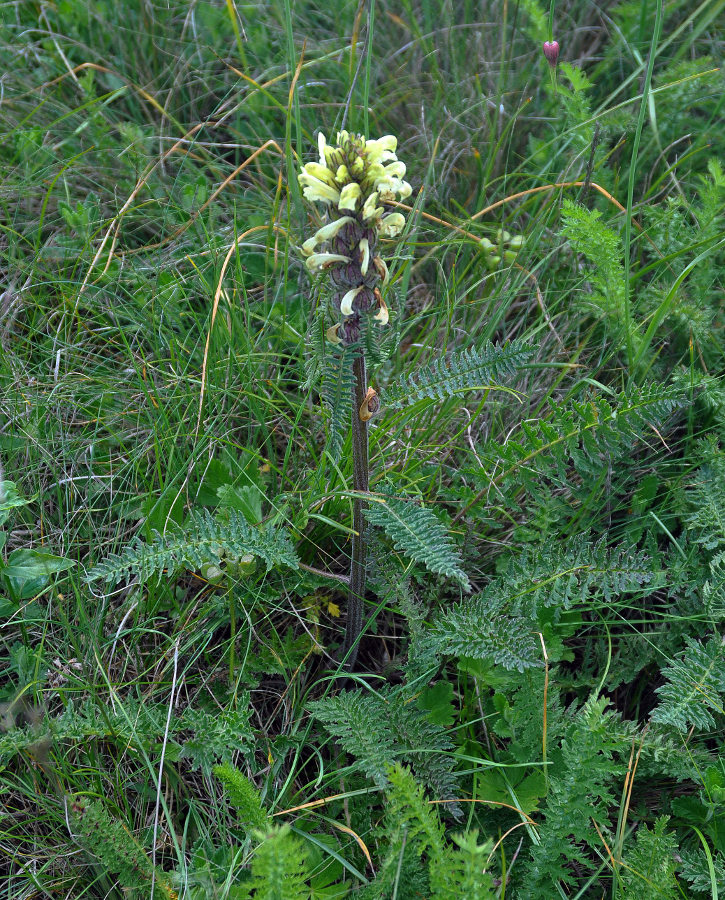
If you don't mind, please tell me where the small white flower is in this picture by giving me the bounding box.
[306,252,350,273]
[326,323,342,344]
[338,182,362,212]
[340,285,364,316]
[359,237,370,276]
[377,212,406,237]
[317,131,327,165]
[300,216,354,256]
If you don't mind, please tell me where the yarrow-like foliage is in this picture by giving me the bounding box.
[298,130,411,344]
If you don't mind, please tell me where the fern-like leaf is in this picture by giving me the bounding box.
[383,339,530,410]
[361,764,445,900]
[470,382,685,505]
[679,846,725,895]
[309,684,460,809]
[213,763,268,831]
[651,635,725,732]
[364,496,470,590]
[619,816,679,899]
[431,830,496,900]
[561,198,624,315]
[686,446,725,550]
[244,825,309,900]
[72,798,175,899]
[520,695,627,898]
[320,344,355,459]
[86,509,298,585]
[434,536,654,671]
[434,595,541,672]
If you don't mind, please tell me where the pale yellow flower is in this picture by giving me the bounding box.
[300,216,354,256]
[306,252,350,273]
[338,183,362,212]
[299,172,341,205]
[378,212,406,237]
[359,237,370,276]
[340,285,364,317]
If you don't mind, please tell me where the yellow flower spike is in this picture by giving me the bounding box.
[359,237,370,276]
[339,182,362,212]
[340,285,364,317]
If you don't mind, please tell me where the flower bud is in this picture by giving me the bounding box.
[543,40,560,67]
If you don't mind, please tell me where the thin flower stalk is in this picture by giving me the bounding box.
[298,129,410,669]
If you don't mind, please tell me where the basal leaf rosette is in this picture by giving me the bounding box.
[299,130,411,345]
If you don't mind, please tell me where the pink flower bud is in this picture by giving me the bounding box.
[543,40,560,67]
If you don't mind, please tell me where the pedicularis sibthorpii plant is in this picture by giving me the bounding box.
[298,129,411,667]
[6,1,725,897]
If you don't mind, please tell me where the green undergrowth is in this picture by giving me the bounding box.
[2,0,725,897]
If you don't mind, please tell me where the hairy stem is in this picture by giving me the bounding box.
[344,353,369,669]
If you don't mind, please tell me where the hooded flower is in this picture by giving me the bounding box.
[299,130,410,344]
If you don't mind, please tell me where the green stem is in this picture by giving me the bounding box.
[229,595,236,689]
[622,0,663,375]
[344,353,369,670]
